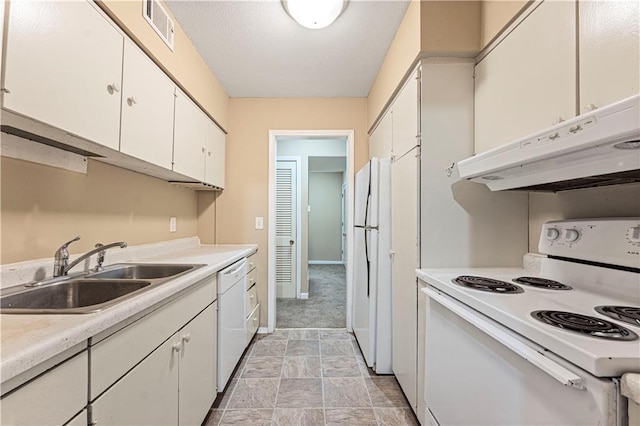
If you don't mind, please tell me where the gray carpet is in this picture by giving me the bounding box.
[276,264,346,328]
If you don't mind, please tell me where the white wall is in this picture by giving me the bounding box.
[309,172,344,262]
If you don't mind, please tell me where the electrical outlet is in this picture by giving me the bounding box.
[255,217,264,230]
[169,216,177,232]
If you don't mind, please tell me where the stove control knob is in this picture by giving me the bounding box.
[564,229,580,243]
[627,226,640,244]
[545,228,561,241]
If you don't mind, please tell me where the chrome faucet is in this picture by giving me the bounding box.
[53,237,127,277]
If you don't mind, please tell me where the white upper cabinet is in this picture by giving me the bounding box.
[3,1,123,150]
[370,110,393,160]
[579,1,640,113]
[204,123,226,188]
[119,41,176,170]
[392,69,420,159]
[474,1,576,154]
[174,89,225,187]
[173,89,208,181]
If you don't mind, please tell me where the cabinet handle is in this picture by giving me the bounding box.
[127,96,138,106]
[182,333,191,343]
[552,116,564,125]
[107,82,120,94]
[583,104,597,113]
[172,341,182,352]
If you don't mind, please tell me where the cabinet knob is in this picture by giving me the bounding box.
[107,82,120,94]
[201,147,206,153]
[584,104,598,113]
[172,342,182,352]
[250,294,255,299]
[182,333,191,343]
[207,151,212,157]
[127,96,138,106]
[552,116,564,125]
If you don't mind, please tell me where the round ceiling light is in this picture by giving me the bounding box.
[283,0,348,30]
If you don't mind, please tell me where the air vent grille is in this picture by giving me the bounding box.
[143,0,174,51]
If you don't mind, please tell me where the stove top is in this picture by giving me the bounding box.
[531,310,638,341]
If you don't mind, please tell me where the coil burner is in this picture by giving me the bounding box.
[595,306,640,327]
[453,276,523,294]
[531,310,638,341]
[513,277,572,290]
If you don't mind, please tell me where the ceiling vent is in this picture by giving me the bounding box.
[143,0,175,51]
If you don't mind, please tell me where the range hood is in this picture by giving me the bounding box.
[458,94,640,191]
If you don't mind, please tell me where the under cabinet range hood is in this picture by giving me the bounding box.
[459,95,640,191]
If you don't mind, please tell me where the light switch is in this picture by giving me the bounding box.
[255,217,264,230]
[169,217,177,232]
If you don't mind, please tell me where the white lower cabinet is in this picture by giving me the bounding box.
[0,351,88,426]
[90,277,217,426]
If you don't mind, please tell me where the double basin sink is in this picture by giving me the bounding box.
[0,263,204,314]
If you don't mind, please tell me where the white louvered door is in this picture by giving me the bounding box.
[276,161,297,299]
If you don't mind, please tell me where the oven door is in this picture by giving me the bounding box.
[423,286,622,426]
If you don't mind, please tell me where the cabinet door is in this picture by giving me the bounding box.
[173,89,207,181]
[204,122,226,188]
[474,1,576,154]
[120,40,175,169]
[391,69,419,158]
[579,1,640,113]
[390,148,419,410]
[370,111,392,159]
[179,302,217,426]
[91,335,179,426]
[3,0,123,150]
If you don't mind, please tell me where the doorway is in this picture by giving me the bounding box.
[268,130,355,332]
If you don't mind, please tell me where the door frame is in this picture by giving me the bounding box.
[275,156,303,299]
[268,130,355,332]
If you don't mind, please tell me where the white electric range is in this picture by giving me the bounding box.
[418,218,640,425]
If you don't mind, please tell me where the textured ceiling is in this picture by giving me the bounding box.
[165,0,410,98]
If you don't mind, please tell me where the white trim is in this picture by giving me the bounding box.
[257,327,269,334]
[275,156,303,299]
[308,260,344,265]
[299,293,309,300]
[268,129,355,333]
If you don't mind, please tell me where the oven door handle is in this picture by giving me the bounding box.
[425,287,584,390]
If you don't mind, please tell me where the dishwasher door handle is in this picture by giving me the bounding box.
[223,259,247,276]
[424,287,584,389]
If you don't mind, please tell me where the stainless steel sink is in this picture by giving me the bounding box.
[86,264,196,280]
[0,263,204,314]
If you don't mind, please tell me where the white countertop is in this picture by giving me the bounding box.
[1,240,257,386]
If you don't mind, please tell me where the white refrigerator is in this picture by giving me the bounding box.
[352,157,392,374]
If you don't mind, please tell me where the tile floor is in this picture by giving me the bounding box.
[204,329,418,426]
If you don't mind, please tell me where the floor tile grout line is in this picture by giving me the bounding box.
[318,329,327,426]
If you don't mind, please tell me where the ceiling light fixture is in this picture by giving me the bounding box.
[282,0,348,30]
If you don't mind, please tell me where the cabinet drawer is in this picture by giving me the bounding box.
[91,276,216,398]
[247,252,258,272]
[1,351,88,426]
[246,304,260,345]
[246,284,258,316]
[247,267,257,289]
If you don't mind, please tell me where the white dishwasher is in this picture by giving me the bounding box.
[217,258,248,391]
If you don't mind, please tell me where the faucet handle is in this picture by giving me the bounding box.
[54,236,80,277]
[95,243,106,271]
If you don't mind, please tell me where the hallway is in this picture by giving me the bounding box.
[276,265,346,328]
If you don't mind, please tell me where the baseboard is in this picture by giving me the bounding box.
[308,260,344,265]
[257,327,269,334]
[299,293,309,299]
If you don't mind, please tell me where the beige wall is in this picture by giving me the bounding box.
[480,0,529,49]
[217,98,368,326]
[97,0,229,129]
[528,184,640,252]
[367,0,421,130]
[1,156,198,264]
[309,172,344,262]
[420,1,481,55]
